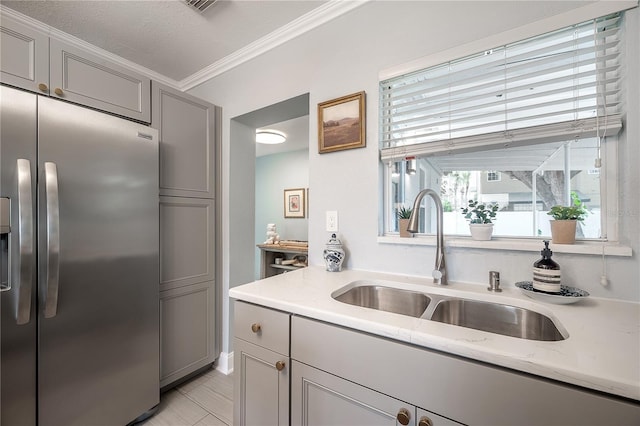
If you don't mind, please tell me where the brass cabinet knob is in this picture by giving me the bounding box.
[396,408,411,426]
[275,361,285,371]
[54,88,64,96]
[38,83,49,92]
[419,416,433,426]
[251,323,261,333]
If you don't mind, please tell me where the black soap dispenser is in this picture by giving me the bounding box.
[532,240,561,293]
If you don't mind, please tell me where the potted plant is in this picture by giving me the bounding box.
[547,194,587,244]
[461,200,499,241]
[396,206,413,238]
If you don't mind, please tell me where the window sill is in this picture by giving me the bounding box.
[378,235,632,257]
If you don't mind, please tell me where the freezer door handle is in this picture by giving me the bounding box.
[15,159,34,324]
[43,162,60,318]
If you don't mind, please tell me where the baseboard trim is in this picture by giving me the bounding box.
[216,351,234,375]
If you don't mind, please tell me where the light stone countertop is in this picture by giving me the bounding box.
[229,266,640,401]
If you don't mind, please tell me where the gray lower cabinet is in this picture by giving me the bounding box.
[291,361,461,426]
[234,301,290,426]
[234,338,289,426]
[160,281,215,387]
[291,360,419,426]
[291,315,640,426]
[1,14,151,122]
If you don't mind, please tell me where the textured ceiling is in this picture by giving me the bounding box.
[3,0,326,81]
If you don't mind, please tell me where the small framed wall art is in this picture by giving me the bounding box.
[318,91,366,154]
[284,188,306,218]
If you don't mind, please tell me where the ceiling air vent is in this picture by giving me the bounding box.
[185,0,218,13]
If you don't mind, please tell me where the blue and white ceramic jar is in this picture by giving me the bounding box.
[323,233,345,272]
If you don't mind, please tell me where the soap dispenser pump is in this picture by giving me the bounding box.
[533,240,561,293]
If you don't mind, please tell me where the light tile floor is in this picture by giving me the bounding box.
[142,369,233,426]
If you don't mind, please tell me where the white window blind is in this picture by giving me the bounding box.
[380,14,622,162]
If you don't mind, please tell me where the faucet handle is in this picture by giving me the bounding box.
[488,271,502,292]
[432,269,443,284]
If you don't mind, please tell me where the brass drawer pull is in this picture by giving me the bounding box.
[38,83,49,92]
[251,323,261,333]
[275,361,285,371]
[397,408,411,425]
[419,416,433,426]
[54,88,64,96]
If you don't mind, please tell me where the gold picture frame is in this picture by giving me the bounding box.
[284,188,306,218]
[318,91,366,154]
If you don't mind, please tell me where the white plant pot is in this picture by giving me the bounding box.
[469,223,494,241]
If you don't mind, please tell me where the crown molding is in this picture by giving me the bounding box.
[179,0,370,91]
[1,1,370,93]
[0,4,181,89]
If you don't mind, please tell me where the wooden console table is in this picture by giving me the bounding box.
[257,243,308,279]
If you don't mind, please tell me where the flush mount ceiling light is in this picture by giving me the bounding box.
[256,130,287,145]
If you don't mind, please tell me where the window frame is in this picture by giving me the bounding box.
[379,13,626,243]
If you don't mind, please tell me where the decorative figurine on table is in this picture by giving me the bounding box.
[264,223,280,245]
[323,233,345,272]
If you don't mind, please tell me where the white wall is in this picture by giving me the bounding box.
[255,149,309,279]
[188,1,640,354]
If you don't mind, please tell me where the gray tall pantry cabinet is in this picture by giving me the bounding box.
[153,82,220,388]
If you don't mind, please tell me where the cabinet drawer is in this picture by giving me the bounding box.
[235,301,289,356]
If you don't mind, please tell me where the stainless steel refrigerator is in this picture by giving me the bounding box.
[1,85,160,426]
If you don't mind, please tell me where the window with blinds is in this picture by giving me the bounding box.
[380,13,622,161]
[380,13,626,240]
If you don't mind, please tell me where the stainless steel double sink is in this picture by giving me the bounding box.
[331,282,567,341]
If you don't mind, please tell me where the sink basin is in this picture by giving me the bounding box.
[332,285,430,318]
[430,299,567,341]
[332,282,567,341]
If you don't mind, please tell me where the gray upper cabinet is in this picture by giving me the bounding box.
[153,82,217,198]
[0,18,49,94]
[49,39,150,122]
[1,16,151,122]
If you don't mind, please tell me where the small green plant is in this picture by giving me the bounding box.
[461,200,498,224]
[547,193,588,221]
[396,206,413,219]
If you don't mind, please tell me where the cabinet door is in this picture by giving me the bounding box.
[160,196,214,291]
[152,82,217,198]
[291,361,416,426]
[160,281,215,387]
[49,39,150,122]
[0,17,49,94]
[234,338,289,426]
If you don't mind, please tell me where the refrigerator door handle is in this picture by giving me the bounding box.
[15,159,34,325]
[43,162,61,318]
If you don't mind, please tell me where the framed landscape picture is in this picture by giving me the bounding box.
[318,91,366,153]
[284,188,306,218]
